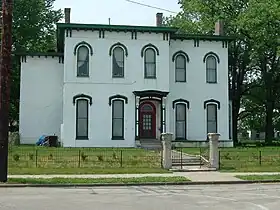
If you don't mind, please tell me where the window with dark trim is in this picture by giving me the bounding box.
[206,55,217,83]
[144,48,156,78]
[206,104,217,133]
[77,46,89,77]
[175,55,186,82]
[112,100,124,139]
[76,99,89,139]
[175,103,186,139]
[112,47,124,78]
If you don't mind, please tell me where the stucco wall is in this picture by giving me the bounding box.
[19,56,63,144]
[168,40,229,141]
[19,29,231,146]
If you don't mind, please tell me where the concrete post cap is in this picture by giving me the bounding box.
[161,133,173,136]
[207,133,220,136]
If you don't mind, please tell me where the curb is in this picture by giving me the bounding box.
[1,180,280,188]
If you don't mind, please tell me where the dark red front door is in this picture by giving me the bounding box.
[139,102,156,138]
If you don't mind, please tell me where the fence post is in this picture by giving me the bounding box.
[259,150,262,166]
[120,150,123,167]
[35,149,38,168]
[200,147,202,168]
[218,150,221,169]
[180,147,183,169]
[78,150,81,168]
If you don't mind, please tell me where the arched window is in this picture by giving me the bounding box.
[112,47,125,78]
[206,55,217,83]
[112,100,124,139]
[175,103,187,140]
[144,48,156,78]
[206,104,218,133]
[175,55,186,82]
[76,99,89,139]
[77,46,89,77]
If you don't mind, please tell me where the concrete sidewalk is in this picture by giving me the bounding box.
[8,172,280,182]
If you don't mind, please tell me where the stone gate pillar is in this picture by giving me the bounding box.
[208,133,220,169]
[161,133,173,169]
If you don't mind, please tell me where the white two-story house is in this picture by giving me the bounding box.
[18,8,234,147]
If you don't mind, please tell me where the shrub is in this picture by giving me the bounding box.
[28,153,34,160]
[81,152,87,161]
[97,155,104,161]
[13,154,20,161]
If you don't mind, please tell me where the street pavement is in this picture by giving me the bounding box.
[0,184,280,209]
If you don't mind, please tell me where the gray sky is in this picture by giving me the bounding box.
[53,0,181,26]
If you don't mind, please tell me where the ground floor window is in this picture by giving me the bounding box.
[175,103,186,139]
[112,100,124,139]
[76,99,89,139]
[207,104,217,133]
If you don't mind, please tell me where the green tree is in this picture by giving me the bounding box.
[165,0,253,146]
[4,0,63,130]
[236,0,280,143]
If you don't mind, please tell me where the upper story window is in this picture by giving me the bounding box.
[141,43,159,79]
[77,46,89,77]
[203,52,220,83]
[145,48,156,78]
[172,51,190,83]
[112,47,125,78]
[175,55,186,82]
[74,41,93,78]
[109,42,128,78]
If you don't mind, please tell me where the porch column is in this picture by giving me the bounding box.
[161,97,166,133]
[135,96,140,139]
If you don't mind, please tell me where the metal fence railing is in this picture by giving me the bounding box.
[8,146,162,169]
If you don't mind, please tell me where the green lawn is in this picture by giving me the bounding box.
[236,174,280,181]
[8,146,166,175]
[182,147,280,172]
[6,176,190,184]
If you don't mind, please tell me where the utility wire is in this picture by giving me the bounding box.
[125,0,177,14]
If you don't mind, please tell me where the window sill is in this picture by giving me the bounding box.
[206,82,217,84]
[175,81,186,83]
[174,138,188,141]
[144,77,157,79]
[111,137,125,140]
[77,76,90,78]
[76,137,89,140]
[112,76,124,78]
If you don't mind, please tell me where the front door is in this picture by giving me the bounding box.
[139,102,156,138]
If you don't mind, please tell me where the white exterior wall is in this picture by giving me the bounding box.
[19,56,63,144]
[169,40,229,141]
[19,28,231,147]
[62,31,170,147]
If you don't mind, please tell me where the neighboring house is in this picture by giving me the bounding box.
[18,8,234,147]
[249,130,280,140]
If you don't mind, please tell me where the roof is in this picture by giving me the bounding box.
[56,23,235,52]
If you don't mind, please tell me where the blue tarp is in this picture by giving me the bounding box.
[36,135,47,146]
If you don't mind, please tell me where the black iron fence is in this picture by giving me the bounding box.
[219,148,280,171]
[8,146,162,169]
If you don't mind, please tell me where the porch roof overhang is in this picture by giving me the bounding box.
[133,90,169,98]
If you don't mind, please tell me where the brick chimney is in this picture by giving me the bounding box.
[214,20,224,35]
[156,13,163,27]
[64,8,71,23]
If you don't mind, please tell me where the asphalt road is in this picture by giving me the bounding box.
[1,184,280,209]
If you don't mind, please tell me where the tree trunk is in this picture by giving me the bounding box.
[265,100,274,145]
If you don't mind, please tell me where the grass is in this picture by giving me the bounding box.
[8,146,165,175]
[181,147,280,172]
[236,175,280,181]
[5,176,190,184]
